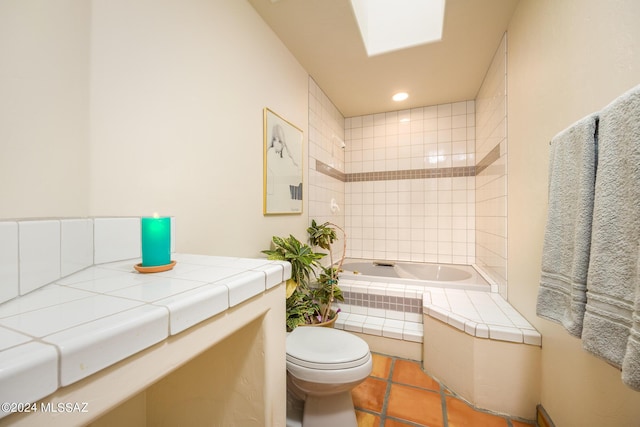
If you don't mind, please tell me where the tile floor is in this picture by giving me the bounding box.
[352,354,536,427]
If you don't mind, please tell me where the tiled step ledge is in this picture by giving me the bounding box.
[334,311,423,343]
[333,277,423,360]
[333,312,423,362]
[424,288,541,346]
[335,277,540,347]
[334,277,424,343]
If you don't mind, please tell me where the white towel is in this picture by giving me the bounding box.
[582,84,640,391]
[536,114,598,337]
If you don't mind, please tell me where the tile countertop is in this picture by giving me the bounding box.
[0,253,291,414]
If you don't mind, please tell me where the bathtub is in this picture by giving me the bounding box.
[339,258,491,291]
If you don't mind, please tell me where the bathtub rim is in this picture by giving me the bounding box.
[338,258,493,292]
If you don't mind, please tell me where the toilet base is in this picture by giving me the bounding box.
[286,387,304,427]
[302,391,358,427]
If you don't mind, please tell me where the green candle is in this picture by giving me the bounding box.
[141,216,171,267]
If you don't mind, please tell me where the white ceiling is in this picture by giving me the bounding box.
[248,0,520,118]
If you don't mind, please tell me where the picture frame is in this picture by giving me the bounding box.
[263,108,304,215]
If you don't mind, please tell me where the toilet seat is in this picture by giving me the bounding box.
[287,352,371,370]
[286,327,370,370]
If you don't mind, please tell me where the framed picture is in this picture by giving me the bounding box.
[263,108,304,215]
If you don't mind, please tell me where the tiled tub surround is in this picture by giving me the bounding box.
[345,102,477,265]
[0,217,177,304]
[308,77,346,247]
[341,290,423,317]
[475,34,508,298]
[0,253,291,423]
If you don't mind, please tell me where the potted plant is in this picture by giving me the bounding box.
[307,220,347,324]
[262,221,346,330]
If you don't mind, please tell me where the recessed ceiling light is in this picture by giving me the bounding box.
[393,92,409,102]
[350,0,446,56]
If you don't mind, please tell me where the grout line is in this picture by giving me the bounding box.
[384,415,427,427]
[378,356,394,425]
[356,354,534,427]
[440,377,449,427]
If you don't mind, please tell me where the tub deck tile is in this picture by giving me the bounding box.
[336,271,539,346]
[423,288,540,346]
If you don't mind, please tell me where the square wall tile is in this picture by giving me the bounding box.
[345,99,478,265]
[94,218,141,264]
[61,219,94,277]
[19,220,61,295]
[0,222,19,304]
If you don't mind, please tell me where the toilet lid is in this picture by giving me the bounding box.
[286,327,371,370]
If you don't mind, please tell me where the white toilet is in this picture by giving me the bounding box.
[286,326,372,427]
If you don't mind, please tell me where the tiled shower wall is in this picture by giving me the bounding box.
[307,78,346,264]
[475,34,508,298]
[308,35,509,286]
[344,102,476,265]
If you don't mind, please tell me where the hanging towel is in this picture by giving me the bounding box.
[536,114,598,337]
[582,84,640,391]
[622,254,640,391]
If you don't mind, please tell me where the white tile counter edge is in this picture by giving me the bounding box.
[0,254,290,415]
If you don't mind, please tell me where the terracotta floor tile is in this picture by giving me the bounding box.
[511,421,536,427]
[387,384,444,427]
[352,377,387,413]
[310,355,534,427]
[355,410,381,427]
[392,359,440,392]
[445,397,509,427]
[370,353,392,379]
[384,418,421,427]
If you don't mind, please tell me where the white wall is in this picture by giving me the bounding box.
[0,0,310,257]
[0,0,91,218]
[508,0,640,425]
[89,0,310,257]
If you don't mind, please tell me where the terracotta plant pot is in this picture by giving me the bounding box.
[305,310,338,328]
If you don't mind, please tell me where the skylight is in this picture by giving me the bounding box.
[350,0,446,57]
